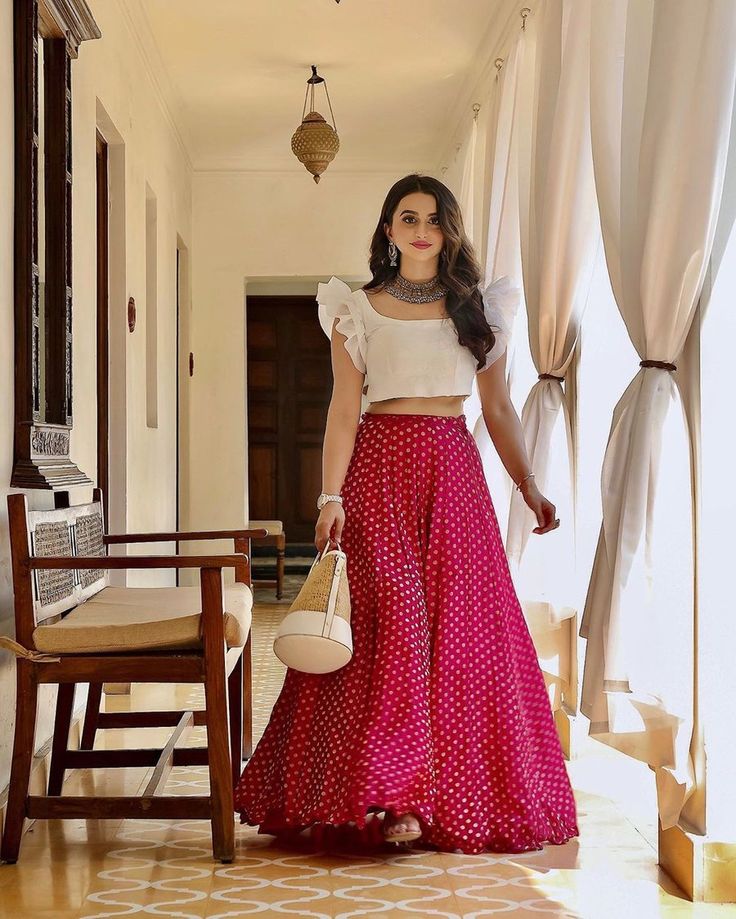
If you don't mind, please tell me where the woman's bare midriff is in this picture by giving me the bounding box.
[365,395,466,417]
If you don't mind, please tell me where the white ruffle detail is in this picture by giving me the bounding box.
[315,276,367,374]
[477,275,522,372]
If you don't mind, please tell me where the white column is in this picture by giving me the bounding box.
[698,225,736,842]
[659,171,736,902]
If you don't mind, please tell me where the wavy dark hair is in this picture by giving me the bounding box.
[364,173,498,371]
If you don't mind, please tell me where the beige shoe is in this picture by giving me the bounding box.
[383,812,422,843]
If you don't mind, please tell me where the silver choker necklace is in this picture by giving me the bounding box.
[383,273,448,303]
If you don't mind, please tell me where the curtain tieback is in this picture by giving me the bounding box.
[640,359,677,371]
[538,373,565,382]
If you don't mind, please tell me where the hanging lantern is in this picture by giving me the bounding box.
[291,65,340,184]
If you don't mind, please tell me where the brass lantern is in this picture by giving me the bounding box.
[291,65,340,183]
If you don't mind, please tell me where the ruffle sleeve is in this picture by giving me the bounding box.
[316,276,367,374]
[476,275,522,372]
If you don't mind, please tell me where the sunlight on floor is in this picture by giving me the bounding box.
[0,583,734,919]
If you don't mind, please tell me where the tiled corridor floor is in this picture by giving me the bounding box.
[1,580,734,918]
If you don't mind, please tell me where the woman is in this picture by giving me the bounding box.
[234,173,579,855]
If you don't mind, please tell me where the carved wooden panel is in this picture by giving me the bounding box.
[248,402,277,433]
[11,0,99,489]
[247,360,278,391]
[32,520,75,612]
[73,510,105,589]
[248,445,277,520]
[297,445,323,524]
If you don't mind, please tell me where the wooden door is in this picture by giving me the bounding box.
[247,295,331,543]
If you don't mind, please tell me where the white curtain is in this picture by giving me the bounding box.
[509,0,599,652]
[579,0,736,827]
[469,41,527,539]
[459,116,478,247]
[456,107,483,440]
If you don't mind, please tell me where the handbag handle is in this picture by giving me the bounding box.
[312,537,342,567]
[305,538,343,576]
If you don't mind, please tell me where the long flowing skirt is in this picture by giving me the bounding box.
[234,411,579,854]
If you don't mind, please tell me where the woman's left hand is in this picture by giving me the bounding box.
[521,482,560,535]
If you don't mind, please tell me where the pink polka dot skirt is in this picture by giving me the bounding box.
[234,411,579,854]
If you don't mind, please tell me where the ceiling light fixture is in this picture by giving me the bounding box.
[291,64,340,184]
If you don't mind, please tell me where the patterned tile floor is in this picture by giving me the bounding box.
[1,577,734,918]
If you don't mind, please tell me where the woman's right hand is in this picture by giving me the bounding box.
[314,502,345,552]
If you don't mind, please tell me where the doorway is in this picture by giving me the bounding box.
[246,294,332,544]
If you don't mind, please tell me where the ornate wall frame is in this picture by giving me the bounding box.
[11,0,100,489]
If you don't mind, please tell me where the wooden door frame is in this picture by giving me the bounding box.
[96,130,109,505]
[94,107,127,574]
[175,238,191,585]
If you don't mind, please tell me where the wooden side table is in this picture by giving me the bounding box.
[247,520,286,599]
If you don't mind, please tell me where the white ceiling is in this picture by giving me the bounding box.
[129,0,517,173]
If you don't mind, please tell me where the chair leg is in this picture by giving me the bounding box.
[204,665,234,861]
[242,631,253,760]
[201,569,234,863]
[275,534,285,599]
[228,654,243,788]
[48,683,75,796]
[80,682,103,750]
[1,661,39,863]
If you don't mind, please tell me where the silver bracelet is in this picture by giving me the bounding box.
[317,492,343,511]
[515,472,535,491]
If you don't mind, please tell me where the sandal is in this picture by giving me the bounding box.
[383,811,422,844]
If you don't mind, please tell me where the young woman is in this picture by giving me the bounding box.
[234,173,579,855]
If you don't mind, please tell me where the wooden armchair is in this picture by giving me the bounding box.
[0,488,268,864]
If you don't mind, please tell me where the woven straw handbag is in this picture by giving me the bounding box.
[272,540,353,674]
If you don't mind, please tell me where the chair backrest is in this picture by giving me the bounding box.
[7,493,108,630]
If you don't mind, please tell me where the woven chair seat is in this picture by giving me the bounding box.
[246,520,283,536]
[33,584,252,654]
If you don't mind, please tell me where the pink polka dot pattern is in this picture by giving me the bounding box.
[234,412,580,854]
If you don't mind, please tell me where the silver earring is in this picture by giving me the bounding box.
[388,240,398,267]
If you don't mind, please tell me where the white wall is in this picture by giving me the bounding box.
[0,0,192,794]
[73,0,192,551]
[186,169,424,577]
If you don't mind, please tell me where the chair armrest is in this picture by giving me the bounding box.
[29,554,248,570]
[104,529,269,544]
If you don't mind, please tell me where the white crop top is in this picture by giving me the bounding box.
[316,274,521,403]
